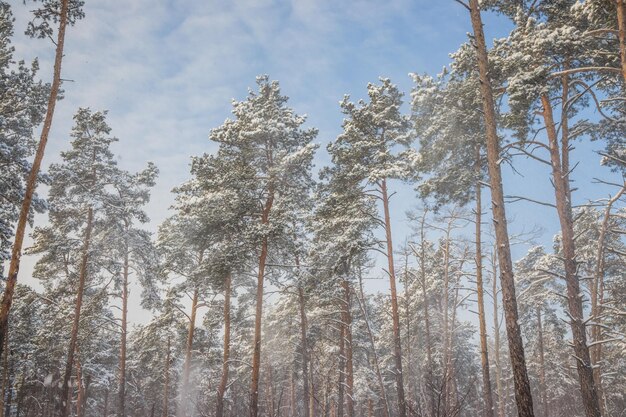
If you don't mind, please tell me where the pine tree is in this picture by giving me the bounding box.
[0,0,84,359]
[326,78,419,417]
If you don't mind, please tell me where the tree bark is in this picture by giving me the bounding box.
[341,280,354,417]
[540,93,601,417]
[0,332,8,414]
[536,308,548,417]
[60,206,94,417]
[590,184,625,416]
[216,272,232,417]
[466,2,535,416]
[0,0,70,361]
[338,317,345,417]
[380,178,407,417]
[179,287,199,417]
[118,241,130,417]
[297,281,311,417]
[250,192,274,417]
[492,253,505,417]
[356,273,390,417]
[76,357,84,417]
[617,0,626,82]
[475,151,495,417]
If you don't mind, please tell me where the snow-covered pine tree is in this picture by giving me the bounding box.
[28,108,122,417]
[0,0,84,360]
[102,162,159,417]
[462,1,537,416]
[326,77,419,417]
[0,2,49,268]
[185,75,317,417]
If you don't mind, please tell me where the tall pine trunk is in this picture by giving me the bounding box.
[536,308,548,417]
[118,241,130,417]
[475,151,495,417]
[179,287,199,417]
[540,93,601,417]
[380,178,406,417]
[618,0,626,82]
[356,272,390,417]
[492,250,505,417]
[0,0,70,360]
[250,192,274,417]
[467,2,535,415]
[216,272,232,417]
[341,280,354,417]
[60,206,94,417]
[590,185,624,415]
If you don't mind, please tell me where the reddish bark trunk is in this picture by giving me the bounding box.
[0,0,71,362]
[250,192,274,417]
[540,94,601,417]
[60,206,94,417]
[380,178,406,417]
[467,2,535,415]
[118,243,129,417]
[475,152,495,417]
[216,273,232,417]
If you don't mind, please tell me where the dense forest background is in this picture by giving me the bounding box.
[0,1,625,417]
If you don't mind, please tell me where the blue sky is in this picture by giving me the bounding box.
[9,0,622,321]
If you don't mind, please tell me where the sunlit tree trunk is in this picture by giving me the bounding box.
[60,206,94,417]
[380,178,407,417]
[617,0,626,82]
[118,233,130,417]
[540,92,601,417]
[250,190,274,417]
[216,272,232,417]
[342,280,355,417]
[356,272,390,417]
[0,0,71,360]
[475,150,495,417]
[590,184,625,416]
[467,2,535,415]
[179,286,199,417]
[536,308,548,417]
[492,249,505,417]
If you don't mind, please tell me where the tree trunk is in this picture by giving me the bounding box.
[442,229,453,415]
[590,184,625,415]
[380,178,407,417]
[0,0,71,362]
[492,250,506,417]
[618,0,626,82]
[414,210,434,416]
[356,272,390,417]
[118,243,130,417]
[467,2,535,416]
[298,285,311,417]
[250,192,274,417]
[475,153,495,417]
[216,272,232,417]
[540,93,601,417]
[76,357,84,417]
[338,319,345,417]
[402,252,414,410]
[163,338,171,417]
[0,332,8,414]
[60,206,94,417]
[180,287,199,417]
[341,280,354,417]
[536,308,548,417]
